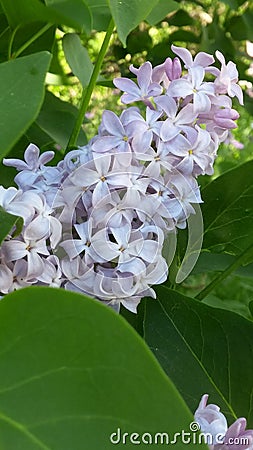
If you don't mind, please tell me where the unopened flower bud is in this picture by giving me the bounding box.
[223,417,253,450]
[214,108,240,129]
[165,57,182,80]
[194,394,228,444]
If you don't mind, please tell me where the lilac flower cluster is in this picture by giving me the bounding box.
[195,394,253,450]
[0,46,243,312]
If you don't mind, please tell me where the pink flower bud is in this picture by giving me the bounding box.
[214,108,240,129]
[165,57,182,80]
[223,417,253,450]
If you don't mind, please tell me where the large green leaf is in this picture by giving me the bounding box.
[45,0,92,34]
[11,22,56,58]
[201,160,253,255]
[146,0,179,26]
[0,51,51,159]
[62,33,93,87]
[144,286,253,425]
[0,207,23,245]
[108,0,161,46]
[0,287,207,449]
[0,0,50,27]
[85,0,111,31]
[1,0,91,33]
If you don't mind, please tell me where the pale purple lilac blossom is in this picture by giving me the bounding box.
[195,395,253,450]
[0,46,243,312]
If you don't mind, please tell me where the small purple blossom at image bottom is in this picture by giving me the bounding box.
[194,395,253,450]
[0,45,243,313]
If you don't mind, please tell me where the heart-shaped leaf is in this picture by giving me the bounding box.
[144,286,253,425]
[0,287,208,449]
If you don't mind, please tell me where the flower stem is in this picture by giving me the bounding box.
[8,25,20,60]
[195,243,253,300]
[66,18,115,152]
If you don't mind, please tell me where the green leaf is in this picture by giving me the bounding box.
[202,160,253,256]
[0,51,51,159]
[49,39,66,77]
[25,122,55,150]
[62,33,93,87]
[85,0,111,31]
[0,287,207,449]
[227,16,247,40]
[192,253,253,279]
[203,293,252,320]
[202,274,253,320]
[45,0,92,34]
[218,0,238,9]
[108,0,161,46]
[36,91,87,149]
[11,22,56,58]
[168,9,194,26]
[146,0,179,26]
[144,286,253,424]
[202,22,235,59]
[0,207,23,245]
[227,10,253,41]
[147,40,172,66]
[1,0,50,27]
[1,0,92,34]
[0,12,11,62]
[126,29,153,53]
[169,30,201,44]
[192,252,236,275]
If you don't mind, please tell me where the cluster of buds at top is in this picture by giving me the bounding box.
[0,45,243,312]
